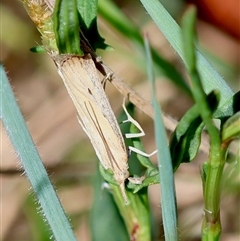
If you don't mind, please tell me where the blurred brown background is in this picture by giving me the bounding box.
[1,0,239,240]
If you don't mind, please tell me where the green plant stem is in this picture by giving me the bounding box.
[182,7,226,240]
[110,184,151,241]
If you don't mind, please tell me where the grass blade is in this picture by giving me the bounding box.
[140,0,233,108]
[144,38,178,240]
[0,65,77,241]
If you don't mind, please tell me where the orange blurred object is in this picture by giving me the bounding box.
[187,0,240,40]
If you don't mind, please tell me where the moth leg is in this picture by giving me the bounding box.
[122,99,145,139]
[101,72,113,90]
[128,175,146,185]
[128,146,157,157]
[122,98,158,156]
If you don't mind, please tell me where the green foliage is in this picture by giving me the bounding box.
[181,7,239,240]
[214,91,240,121]
[3,0,239,240]
[140,0,233,107]
[0,65,77,241]
[76,0,109,51]
[53,0,109,55]
[53,0,82,54]
[145,37,178,241]
[170,91,220,171]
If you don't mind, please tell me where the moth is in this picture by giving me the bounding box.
[54,54,157,204]
[54,54,130,203]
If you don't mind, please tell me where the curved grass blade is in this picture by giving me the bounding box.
[145,37,178,241]
[140,0,233,109]
[0,65,77,241]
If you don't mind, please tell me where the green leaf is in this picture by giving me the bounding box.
[222,112,240,143]
[76,0,109,51]
[170,91,220,171]
[145,37,178,241]
[0,65,77,241]
[53,0,83,55]
[140,0,233,107]
[30,46,46,53]
[171,121,204,170]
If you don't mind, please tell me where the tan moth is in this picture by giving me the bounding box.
[54,54,130,203]
[54,54,157,204]
[21,0,159,205]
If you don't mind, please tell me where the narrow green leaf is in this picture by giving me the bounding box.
[171,121,204,170]
[140,0,233,108]
[53,0,82,55]
[0,65,77,241]
[145,37,178,241]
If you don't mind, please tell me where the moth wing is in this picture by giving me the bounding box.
[57,56,129,183]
